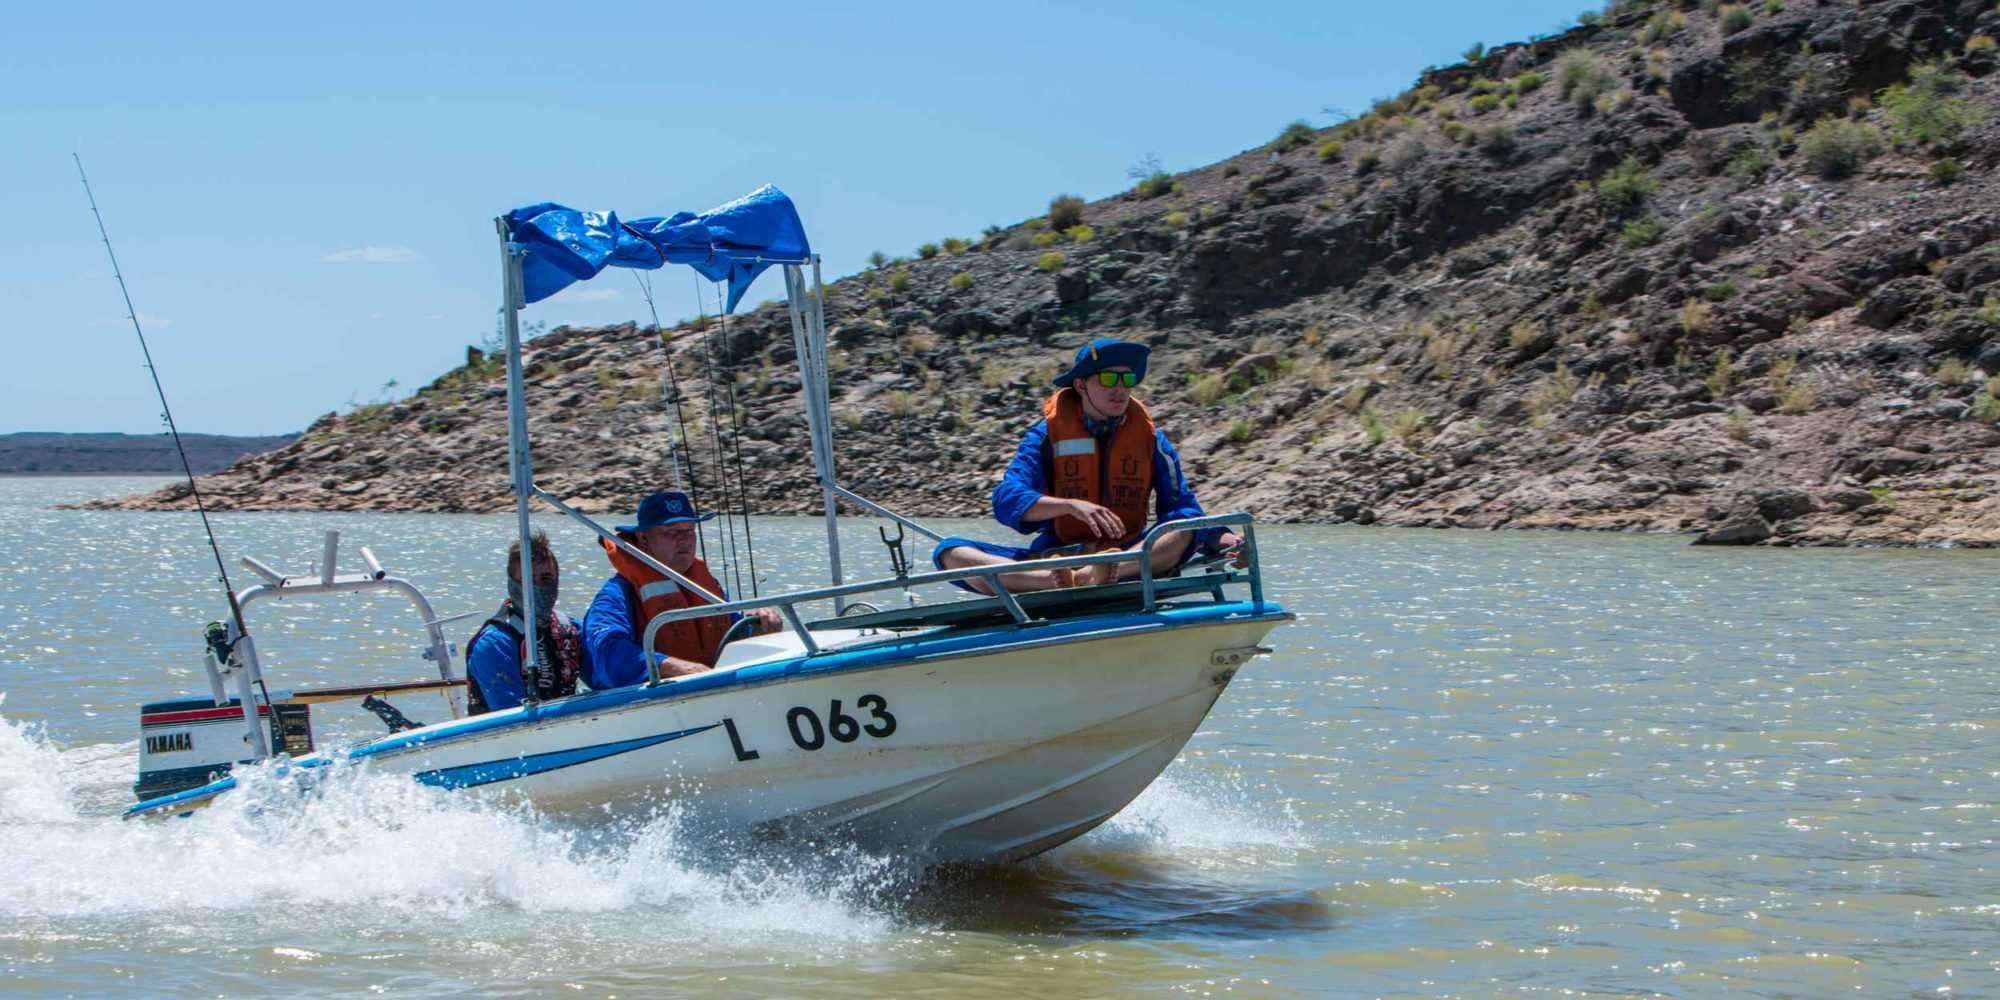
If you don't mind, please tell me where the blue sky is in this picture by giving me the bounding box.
[6,0,1587,434]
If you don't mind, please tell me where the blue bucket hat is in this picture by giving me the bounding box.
[1051,337,1150,387]
[616,490,716,533]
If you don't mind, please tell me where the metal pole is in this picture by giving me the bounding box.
[810,258,844,612]
[496,219,541,692]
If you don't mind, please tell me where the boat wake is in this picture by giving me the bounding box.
[0,707,1311,942]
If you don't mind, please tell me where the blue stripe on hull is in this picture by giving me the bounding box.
[411,724,718,789]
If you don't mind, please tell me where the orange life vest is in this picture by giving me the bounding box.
[600,536,732,667]
[1042,388,1156,546]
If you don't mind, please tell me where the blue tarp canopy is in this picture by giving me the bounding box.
[504,184,810,312]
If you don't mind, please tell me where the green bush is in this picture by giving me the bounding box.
[1463,41,1486,63]
[1931,157,1964,185]
[1596,157,1658,212]
[948,271,973,292]
[1470,93,1503,114]
[1556,47,1619,112]
[1035,251,1066,273]
[1620,215,1664,247]
[888,269,910,292]
[1878,62,1985,151]
[1048,194,1086,230]
[867,250,887,269]
[1726,144,1774,181]
[1271,120,1316,153]
[1031,230,1061,248]
[1717,4,1753,34]
[1133,171,1174,199]
[1224,419,1255,444]
[1470,76,1502,93]
[1512,70,1546,94]
[1480,124,1517,156]
[918,242,939,259]
[1800,116,1884,178]
[1064,224,1095,243]
[1316,138,1345,162]
[941,237,969,255]
[1163,210,1189,228]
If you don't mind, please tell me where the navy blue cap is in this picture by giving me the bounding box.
[616,490,716,533]
[1052,337,1150,387]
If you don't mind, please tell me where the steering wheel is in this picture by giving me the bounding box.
[718,614,760,650]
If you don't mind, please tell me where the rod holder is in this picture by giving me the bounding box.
[320,530,340,585]
[240,556,283,585]
[359,546,385,580]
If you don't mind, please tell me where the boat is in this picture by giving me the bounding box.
[124,186,1293,864]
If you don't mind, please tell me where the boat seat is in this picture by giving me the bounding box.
[806,565,1243,633]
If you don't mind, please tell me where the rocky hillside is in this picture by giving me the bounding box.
[93,0,2000,547]
[4,431,294,475]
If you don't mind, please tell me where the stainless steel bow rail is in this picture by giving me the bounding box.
[637,512,1266,681]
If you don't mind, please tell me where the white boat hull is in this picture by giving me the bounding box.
[132,603,1287,864]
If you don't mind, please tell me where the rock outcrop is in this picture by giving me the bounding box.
[86,0,2000,547]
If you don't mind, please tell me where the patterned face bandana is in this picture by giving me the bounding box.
[508,576,560,613]
[1081,412,1125,439]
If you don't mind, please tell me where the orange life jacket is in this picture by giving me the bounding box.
[600,536,732,667]
[1042,388,1156,546]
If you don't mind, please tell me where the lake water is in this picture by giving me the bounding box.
[1,476,1996,998]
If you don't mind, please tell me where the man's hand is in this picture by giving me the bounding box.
[749,606,785,635]
[657,655,708,679]
[1065,498,1126,539]
[1216,530,1250,568]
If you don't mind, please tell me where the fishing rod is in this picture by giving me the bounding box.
[74,154,256,655]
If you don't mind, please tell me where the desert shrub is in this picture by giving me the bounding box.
[1621,215,1664,246]
[1931,158,1964,184]
[978,361,1012,388]
[1188,372,1225,406]
[1064,224,1095,242]
[1509,320,1545,350]
[1681,298,1714,335]
[902,328,938,353]
[1471,76,1502,93]
[1703,346,1735,397]
[918,242,939,259]
[1355,149,1382,173]
[1464,42,1487,63]
[1035,251,1066,273]
[1552,47,1616,114]
[1718,4,1753,34]
[1163,210,1189,228]
[1384,135,1429,170]
[1726,144,1774,181]
[1513,70,1546,94]
[1638,10,1687,44]
[1800,117,1884,178]
[1596,157,1658,212]
[1031,230,1061,248]
[1048,194,1086,230]
[867,250,887,269]
[1937,356,1974,385]
[1480,124,1517,156]
[1361,407,1388,445]
[1317,139,1345,162]
[1968,35,1997,53]
[1707,279,1740,301]
[881,389,916,418]
[942,237,969,255]
[1391,408,1427,440]
[948,272,973,292]
[1878,62,1985,151]
[1271,120,1316,153]
[888,269,910,292]
[1224,419,1255,444]
[1723,406,1751,440]
[1470,93,1503,114]
[1777,381,1815,414]
[1974,380,2000,422]
[1133,170,1174,199]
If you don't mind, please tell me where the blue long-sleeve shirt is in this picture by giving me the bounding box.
[991,418,1222,554]
[466,614,584,712]
[581,576,739,690]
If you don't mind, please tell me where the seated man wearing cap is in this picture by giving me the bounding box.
[932,337,1245,593]
[582,490,782,686]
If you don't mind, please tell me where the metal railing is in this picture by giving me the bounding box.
[638,513,1264,683]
